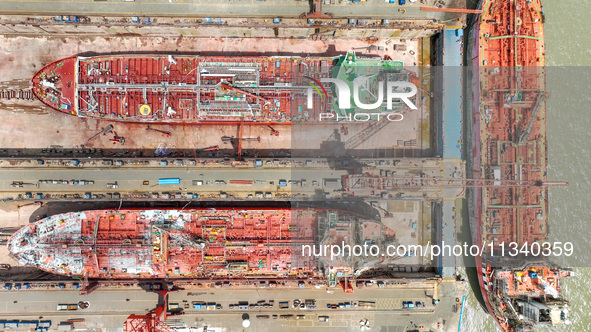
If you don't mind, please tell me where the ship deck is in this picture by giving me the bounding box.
[478,0,548,257]
[30,53,407,124]
[494,266,568,298]
[471,1,569,331]
[31,55,331,123]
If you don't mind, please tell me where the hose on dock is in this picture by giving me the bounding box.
[457,295,466,332]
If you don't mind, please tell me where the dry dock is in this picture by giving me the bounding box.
[0,2,471,330]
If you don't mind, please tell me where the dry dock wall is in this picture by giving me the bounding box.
[0,20,441,39]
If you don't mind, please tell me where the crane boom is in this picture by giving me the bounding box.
[237,120,244,160]
[517,91,546,145]
[344,174,568,191]
[220,83,271,104]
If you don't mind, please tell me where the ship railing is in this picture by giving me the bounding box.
[199,67,259,76]
[198,216,231,222]
[200,66,259,72]
[78,82,202,91]
[199,62,261,69]
[224,241,308,248]
[198,108,260,117]
[226,242,258,247]
[199,100,257,110]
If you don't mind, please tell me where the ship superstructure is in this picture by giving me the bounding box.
[30,51,408,123]
[469,0,571,331]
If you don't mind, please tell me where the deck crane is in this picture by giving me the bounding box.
[220,83,271,104]
[516,91,546,146]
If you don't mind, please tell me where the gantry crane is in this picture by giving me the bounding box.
[221,120,262,160]
[125,289,179,332]
[300,0,333,19]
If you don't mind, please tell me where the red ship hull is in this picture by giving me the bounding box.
[7,208,320,280]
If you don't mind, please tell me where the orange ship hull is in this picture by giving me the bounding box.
[469,0,571,331]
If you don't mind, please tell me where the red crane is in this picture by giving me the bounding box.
[267,125,280,137]
[301,0,333,19]
[108,131,125,145]
[197,145,220,152]
[124,289,179,332]
[146,126,172,138]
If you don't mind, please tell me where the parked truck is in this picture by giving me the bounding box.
[159,178,181,185]
[57,304,78,311]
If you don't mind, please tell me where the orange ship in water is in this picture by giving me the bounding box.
[7,208,319,279]
[469,0,572,331]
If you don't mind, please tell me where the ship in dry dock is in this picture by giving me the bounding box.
[7,208,319,279]
[468,0,572,331]
[7,208,398,283]
[30,51,411,123]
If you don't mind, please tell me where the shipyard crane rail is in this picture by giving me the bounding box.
[344,175,568,190]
